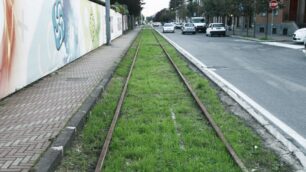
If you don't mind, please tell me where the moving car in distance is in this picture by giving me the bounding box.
[163,23,175,33]
[191,17,207,33]
[206,23,226,37]
[293,28,306,43]
[152,22,161,27]
[174,22,183,29]
[304,36,306,48]
[181,23,196,35]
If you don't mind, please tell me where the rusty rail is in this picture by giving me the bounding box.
[94,34,142,172]
[151,30,248,172]
[95,29,248,172]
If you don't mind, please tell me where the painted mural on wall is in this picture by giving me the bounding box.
[0,0,125,99]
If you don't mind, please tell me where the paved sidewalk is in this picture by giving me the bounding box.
[0,28,140,171]
[227,28,293,42]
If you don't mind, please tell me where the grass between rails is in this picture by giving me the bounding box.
[57,28,292,172]
[102,30,238,171]
[154,30,292,171]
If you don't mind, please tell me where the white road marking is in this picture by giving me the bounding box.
[234,39,253,43]
[261,42,304,50]
[157,30,306,168]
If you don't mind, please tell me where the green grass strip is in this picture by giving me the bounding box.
[57,29,292,172]
[103,29,239,171]
[154,29,292,172]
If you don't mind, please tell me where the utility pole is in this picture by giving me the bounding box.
[253,0,257,38]
[197,0,200,16]
[106,0,111,45]
[265,0,269,39]
[271,8,274,37]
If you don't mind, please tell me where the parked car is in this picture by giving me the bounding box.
[174,22,183,29]
[162,23,175,33]
[206,23,226,37]
[181,23,196,35]
[293,28,306,43]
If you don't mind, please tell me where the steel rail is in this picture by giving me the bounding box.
[151,30,248,172]
[94,34,142,172]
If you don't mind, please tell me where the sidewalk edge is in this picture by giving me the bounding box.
[31,30,140,172]
[229,35,291,42]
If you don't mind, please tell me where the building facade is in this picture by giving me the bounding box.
[256,0,306,35]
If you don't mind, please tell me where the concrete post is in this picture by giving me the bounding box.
[105,0,111,45]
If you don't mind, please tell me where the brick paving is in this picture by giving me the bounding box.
[0,29,140,171]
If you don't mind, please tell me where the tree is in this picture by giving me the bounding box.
[186,0,204,17]
[201,0,284,37]
[154,9,175,23]
[202,0,230,23]
[177,4,188,21]
[169,0,184,10]
[111,0,144,16]
[169,0,187,21]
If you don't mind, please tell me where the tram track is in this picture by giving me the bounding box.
[94,33,142,172]
[94,28,248,172]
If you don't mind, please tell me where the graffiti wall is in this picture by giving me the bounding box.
[0,0,126,99]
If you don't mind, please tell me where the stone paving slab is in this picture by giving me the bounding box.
[0,29,140,172]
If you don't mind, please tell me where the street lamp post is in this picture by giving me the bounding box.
[253,0,257,38]
[106,0,111,45]
[271,9,274,37]
[265,0,269,39]
[231,14,235,35]
[197,0,200,16]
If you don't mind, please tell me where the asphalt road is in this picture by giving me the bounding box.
[157,28,306,141]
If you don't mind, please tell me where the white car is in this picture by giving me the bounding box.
[206,23,226,37]
[174,22,183,29]
[162,23,175,33]
[191,17,206,32]
[181,23,196,34]
[153,22,161,27]
[293,28,306,43]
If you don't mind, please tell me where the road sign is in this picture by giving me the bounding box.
[269,0,278,9]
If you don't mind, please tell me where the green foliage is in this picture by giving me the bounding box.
[187,1,204,17]
[201,0,284,18]
[169,0,188,20]
[111,0,144,16]
[169,0,185,10]
[112,3,129,15]
[153,9,175,23]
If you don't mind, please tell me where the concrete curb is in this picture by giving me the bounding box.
[229,35,292,43]
[32,68,113,172]
[156,29,306,170]
[32,31,140,172]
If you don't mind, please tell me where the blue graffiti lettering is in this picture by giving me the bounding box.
[52,0,65,50]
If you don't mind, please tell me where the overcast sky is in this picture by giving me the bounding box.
[142,0,170,17]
